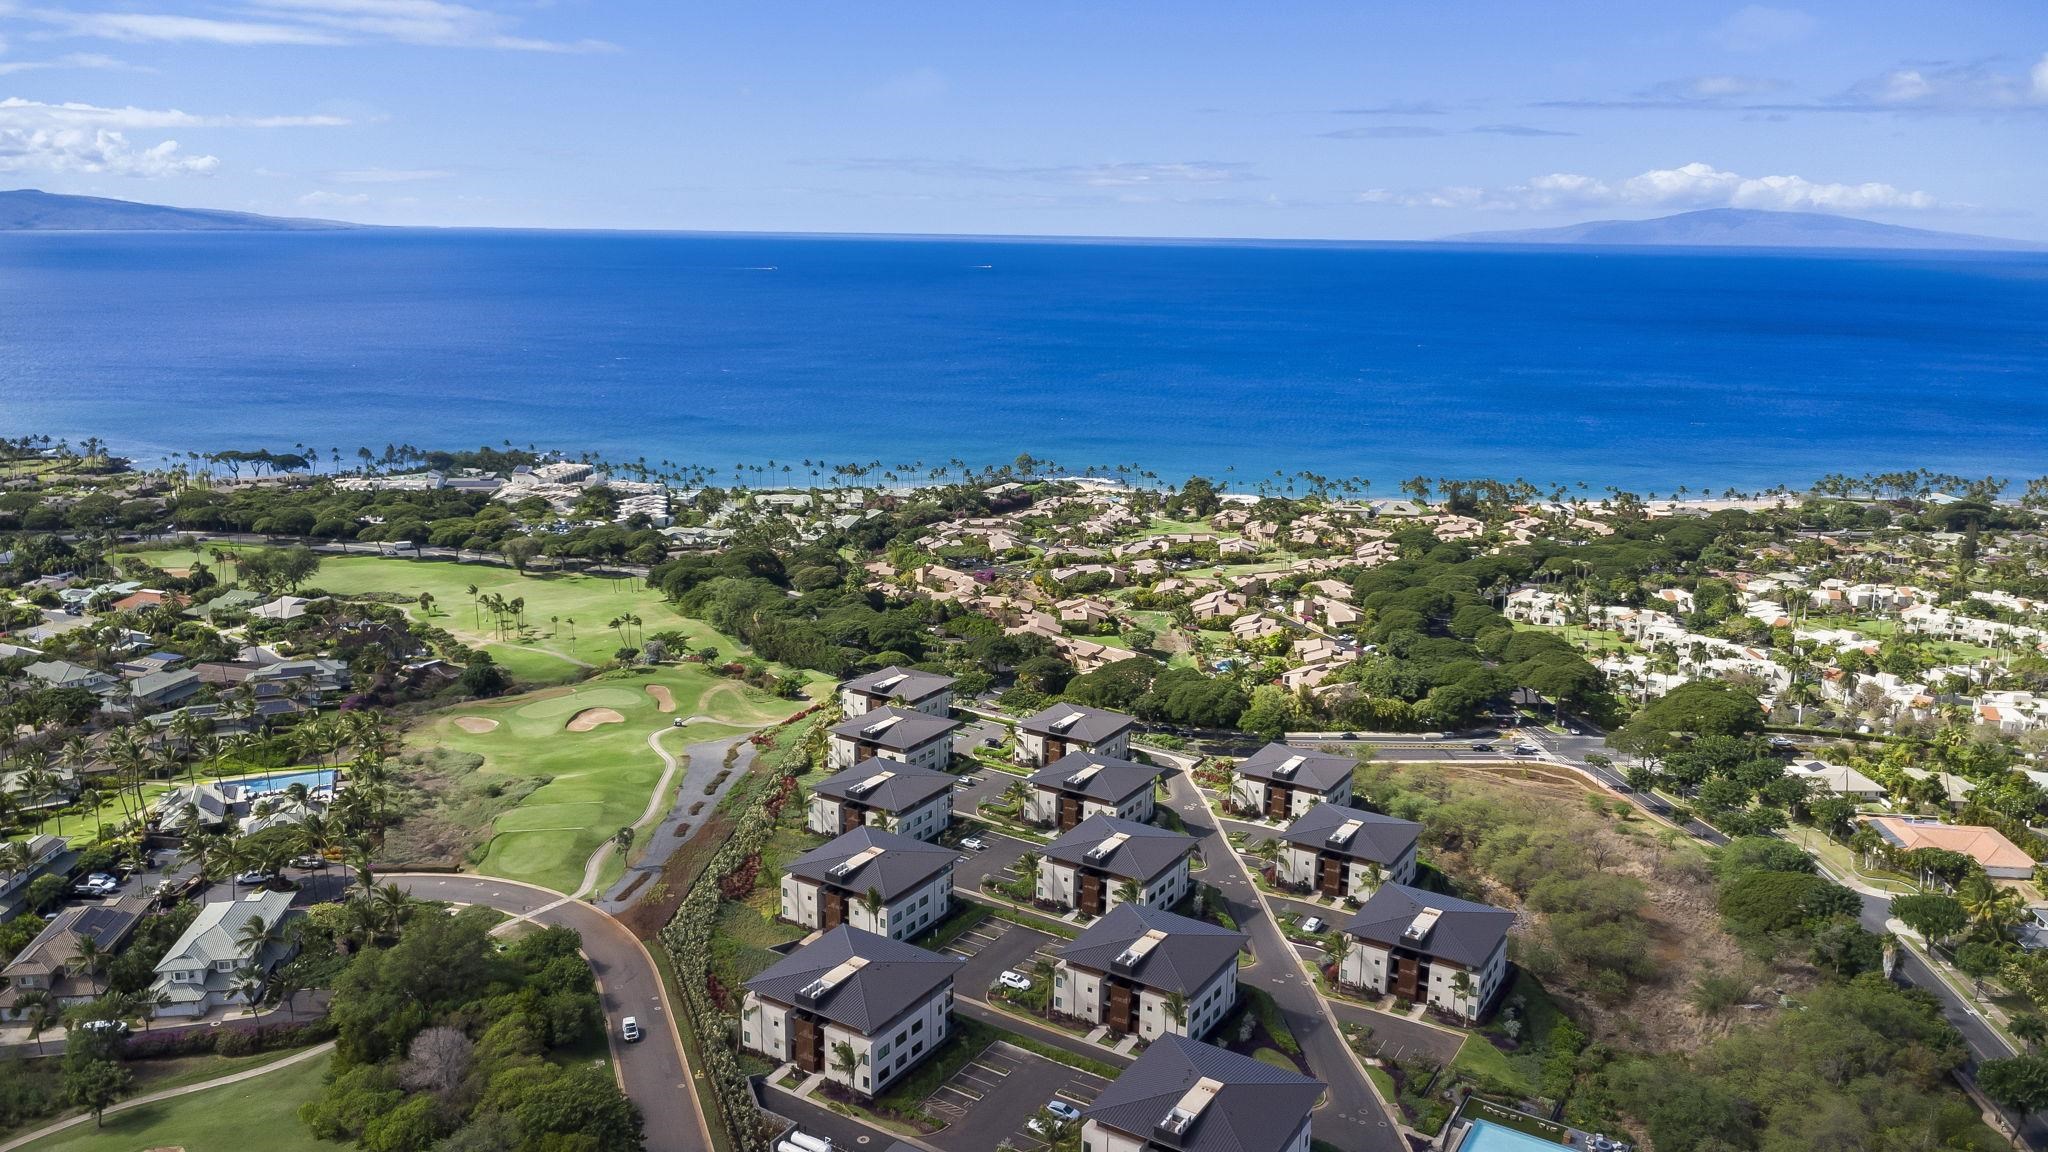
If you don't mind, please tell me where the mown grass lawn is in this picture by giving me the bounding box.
[410,665,800,893]
[16,1051,330,1152]
[125,547,835,692]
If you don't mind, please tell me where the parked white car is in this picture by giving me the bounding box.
[997,970,1033,991]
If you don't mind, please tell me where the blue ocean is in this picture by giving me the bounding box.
[3,229,2045,491]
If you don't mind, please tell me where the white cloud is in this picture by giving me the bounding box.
[0,50,132,74]
[2035,52,2048,99]
[299,189,369,206]
[35,11,344,45]
[829,157,1257,187]
[1366,161,1940,213]
[0,126,215,175]
[1711,5,1817,52]
[328,166,450,183]
[0,97,348,129]
[22,0,613,51]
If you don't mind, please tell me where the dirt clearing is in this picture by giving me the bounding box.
[646,684,676,712]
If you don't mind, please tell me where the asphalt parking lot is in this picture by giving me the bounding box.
[920,1042,1106,1152]
[952,718,1010,758]
[947,828,1036,892]
[939,916,1064,1000]
[949,764,1026,821]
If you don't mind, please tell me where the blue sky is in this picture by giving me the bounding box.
[0,1,2043,238]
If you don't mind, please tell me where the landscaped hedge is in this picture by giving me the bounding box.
[657,705,835,1152]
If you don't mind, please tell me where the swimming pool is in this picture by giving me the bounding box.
[223,768,345,795]
[1456,1119,1568,1152]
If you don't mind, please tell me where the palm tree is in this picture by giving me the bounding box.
[860,886,884,928]
[1449,971,1476,1022]
[237,913,285,962]
[2012,1014,2048,1052]
[19,989,56,1054]
[71,934,109,996]
[229,966,265,1010]
[1114,879,1141,907]
[1960,873,2024,937]
[829,1040,861,1090]
[1163,990,1189,1034]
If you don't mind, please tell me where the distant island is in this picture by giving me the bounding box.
[1439,207,2042,252]
[0,188,357,231]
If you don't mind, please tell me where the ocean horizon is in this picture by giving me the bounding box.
[4,228,2045,492]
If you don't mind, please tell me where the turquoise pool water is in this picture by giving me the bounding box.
[224,768,344,795]
[1458,1119,1566,1152]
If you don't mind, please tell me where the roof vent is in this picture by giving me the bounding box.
[1084,832,1132,864]
[1273,755,1306,779]
[871,673,908,693]
[1326,819,1364,848]
[1112,928,1169,973]
[860,715,904,739]
[1065,764,1104,788]
[797,955,870,1004]
[827,845,887,880]
[1048,712,1084,733]
[1154,1078,1224,1147]
[1402,907,1443,944]
[848,770,896,797]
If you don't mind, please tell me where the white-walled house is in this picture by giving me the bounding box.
[838,667,957,718]
[1338,884,1514,1022]
[826,707,960,774]
[1053,904,1244,1041]
[1783,759,1886,803]
[807,762,956,842]
[1026,752,1159,830]
[1079,1034,1322,1152]
[1271,802,1419,899]
[1016,703,1135,767]
[1229,744,1355,820]
[1038,815,1197,917]
[740,927,963,1098]
[780,827,954,939]
[149,890,297,1018]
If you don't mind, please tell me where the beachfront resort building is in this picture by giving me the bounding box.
[826,707,959,774]
[1080,1033,1323,1152]
[1053,904,1244,1041]
[1338,884,1514,1022]
[1230,744,1356,820]
[741,926,963,1098]
[780,827,954,938]
[838,667,957,718]
[807,762,956,842]
[1271,802,1420,899]
[1038,815,1197,916]
[1025,752,1159,831]
[1016,703,1135,767]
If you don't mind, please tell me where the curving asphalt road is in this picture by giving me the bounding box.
[389,874,709,1152]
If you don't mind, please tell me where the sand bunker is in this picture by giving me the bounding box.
[454,716,500,734]
[645,684,676,713]
[565,707,626,732]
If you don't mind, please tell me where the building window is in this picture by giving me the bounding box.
[911,1019,924,1035]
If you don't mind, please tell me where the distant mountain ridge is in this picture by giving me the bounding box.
[1438,208,2041,251]
[0,189,358,231]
